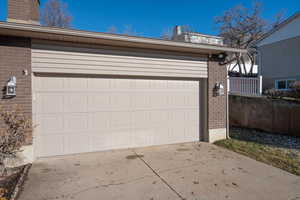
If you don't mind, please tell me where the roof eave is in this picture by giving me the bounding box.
[0,22,247,54]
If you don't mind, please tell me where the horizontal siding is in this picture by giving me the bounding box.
[32,43,208,78]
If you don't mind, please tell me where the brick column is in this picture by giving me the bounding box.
[207,59,227,142]
[0,36,32,145]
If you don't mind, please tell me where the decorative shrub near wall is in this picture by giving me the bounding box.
[229,95,300,137]
[264,81,300,99]
[0,105,32,176]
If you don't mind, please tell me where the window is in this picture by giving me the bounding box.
[275,79,296,90]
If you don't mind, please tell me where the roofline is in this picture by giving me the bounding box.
[0,22,246,54]
[255,10,300,46]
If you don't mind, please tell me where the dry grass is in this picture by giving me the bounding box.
[215,128,300,176]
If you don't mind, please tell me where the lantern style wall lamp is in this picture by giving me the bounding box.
[214,82,225,96]
[6,76,17,97]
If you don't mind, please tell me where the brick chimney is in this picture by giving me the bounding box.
[7,0,40,25]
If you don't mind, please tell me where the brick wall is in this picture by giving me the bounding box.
[208,59,227,130]
[8,0,40,24]
[0,36,32,144]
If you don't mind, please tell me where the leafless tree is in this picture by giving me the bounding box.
[215,2,284,76]
[41,0,72,28]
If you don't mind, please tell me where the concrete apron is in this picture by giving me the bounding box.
[20,142,300,200]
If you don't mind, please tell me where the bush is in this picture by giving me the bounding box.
[264,81,300,99]
[292,81,300,92]
[0,105,32,176]
[264,88,290,98]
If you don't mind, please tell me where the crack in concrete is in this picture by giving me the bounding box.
[132,149,186,200]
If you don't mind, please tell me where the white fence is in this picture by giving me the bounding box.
[228,76,262,96]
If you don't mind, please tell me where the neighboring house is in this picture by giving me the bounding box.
[256,11,300,90]
[172,25,224,46]
[0,0,245,162]
[172,26,258,75]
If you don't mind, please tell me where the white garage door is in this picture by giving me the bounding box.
[33,75,200,157]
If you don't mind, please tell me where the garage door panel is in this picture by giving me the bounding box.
[35,135,64,157]
[132,93,150,109]
[132,111,150,128]
[36,94,64,114]
[105,130,133,148]
[150,80,168,89]
[134,79,151,89]
[90,134,112,151]
[64,114,88,131]
[187,94,199,107]
[185,127,199,141]
[88,78,111,90]
[64,95,88,113]
[88,95,111,111]
[111,78,135,90]
[89,112,110,130]
[36,114,64,133]
[33,76,200,157]
[148,110,169,125]
[65,77,88,90]
[34,76,65,91]
[64,134,90,155]
[109,112,132,129]
[149,93,169,109]
[110,93,131,110]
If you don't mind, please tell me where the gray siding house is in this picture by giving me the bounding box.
[256,11,300,90]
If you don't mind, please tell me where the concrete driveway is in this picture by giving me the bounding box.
[20,142,300,200]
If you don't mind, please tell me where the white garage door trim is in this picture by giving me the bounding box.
[33,75,201,157]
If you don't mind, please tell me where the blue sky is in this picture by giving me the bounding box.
[0,0,299,38]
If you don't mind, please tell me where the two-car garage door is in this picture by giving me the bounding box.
[33,76,200,157]
[32,41,207,157]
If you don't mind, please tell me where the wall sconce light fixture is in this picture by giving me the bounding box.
[214,82,224,96]
[6,76,17,97]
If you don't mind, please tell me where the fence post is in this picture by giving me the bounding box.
[259,75,263,95]
[227,76,230,93]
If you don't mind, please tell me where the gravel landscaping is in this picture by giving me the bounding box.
[215,127,300,176]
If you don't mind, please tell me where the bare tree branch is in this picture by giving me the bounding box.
[215,2,285,76]
[41,0,72,28]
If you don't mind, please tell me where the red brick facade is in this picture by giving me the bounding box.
[8,0,40,24]
[208,59,227,130]
[0,36,32,144]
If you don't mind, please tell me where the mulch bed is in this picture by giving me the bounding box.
[0,165,31,200]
